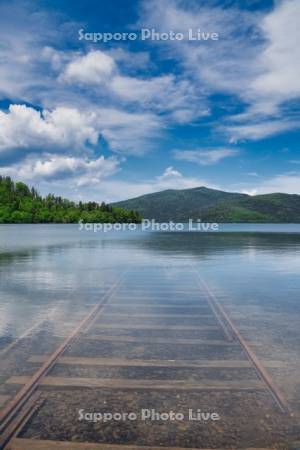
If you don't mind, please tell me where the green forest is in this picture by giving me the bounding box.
[0,176,142,224]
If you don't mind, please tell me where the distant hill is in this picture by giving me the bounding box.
[112,187,300,222]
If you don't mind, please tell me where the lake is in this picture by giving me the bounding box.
[0,224,299,448]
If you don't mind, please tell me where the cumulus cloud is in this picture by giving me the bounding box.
[173,148,239,165]
[1,154,120,186]
[60,51,116,85]
[0,104,99,153]
[157,166,182,180]
[0,103,163,157]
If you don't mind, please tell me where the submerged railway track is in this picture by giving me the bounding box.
[0,266,295,450]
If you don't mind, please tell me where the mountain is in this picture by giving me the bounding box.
[112,187,300,222]
[0,176,142,223]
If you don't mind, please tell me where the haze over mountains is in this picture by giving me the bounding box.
[113,187,300,223]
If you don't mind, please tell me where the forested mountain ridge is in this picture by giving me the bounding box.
[113,186,300,222]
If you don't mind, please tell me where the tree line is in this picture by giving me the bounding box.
[0,176,142,223]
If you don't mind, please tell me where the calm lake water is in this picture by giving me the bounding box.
[0,223,300,340]
[0,224,300,419]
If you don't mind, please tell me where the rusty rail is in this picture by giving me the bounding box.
[189,266,233,341]
[192,267,293,416]
[0,272,126,446]
[0,393,44,449]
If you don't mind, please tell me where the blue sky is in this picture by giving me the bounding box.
[0,0,299,202]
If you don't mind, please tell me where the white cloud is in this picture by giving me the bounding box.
[224,119,300,142]
[108,48,151,71]
[1,154,119,186]
[110,74,168,102]
[173,148,239,165]
[251,0,300,104]
[41,46,71,72]
[0,2,56,101]
[0,104,99,152]
[60,51,116,85]
[110,74,203,120]
[241,172,300,195]
[157,166,182,180]
[94,108,162,154]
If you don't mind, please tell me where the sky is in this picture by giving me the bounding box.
[0,0,299,202]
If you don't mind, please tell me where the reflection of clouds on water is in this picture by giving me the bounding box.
[0,228,142,342]
[12,270,76,291]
